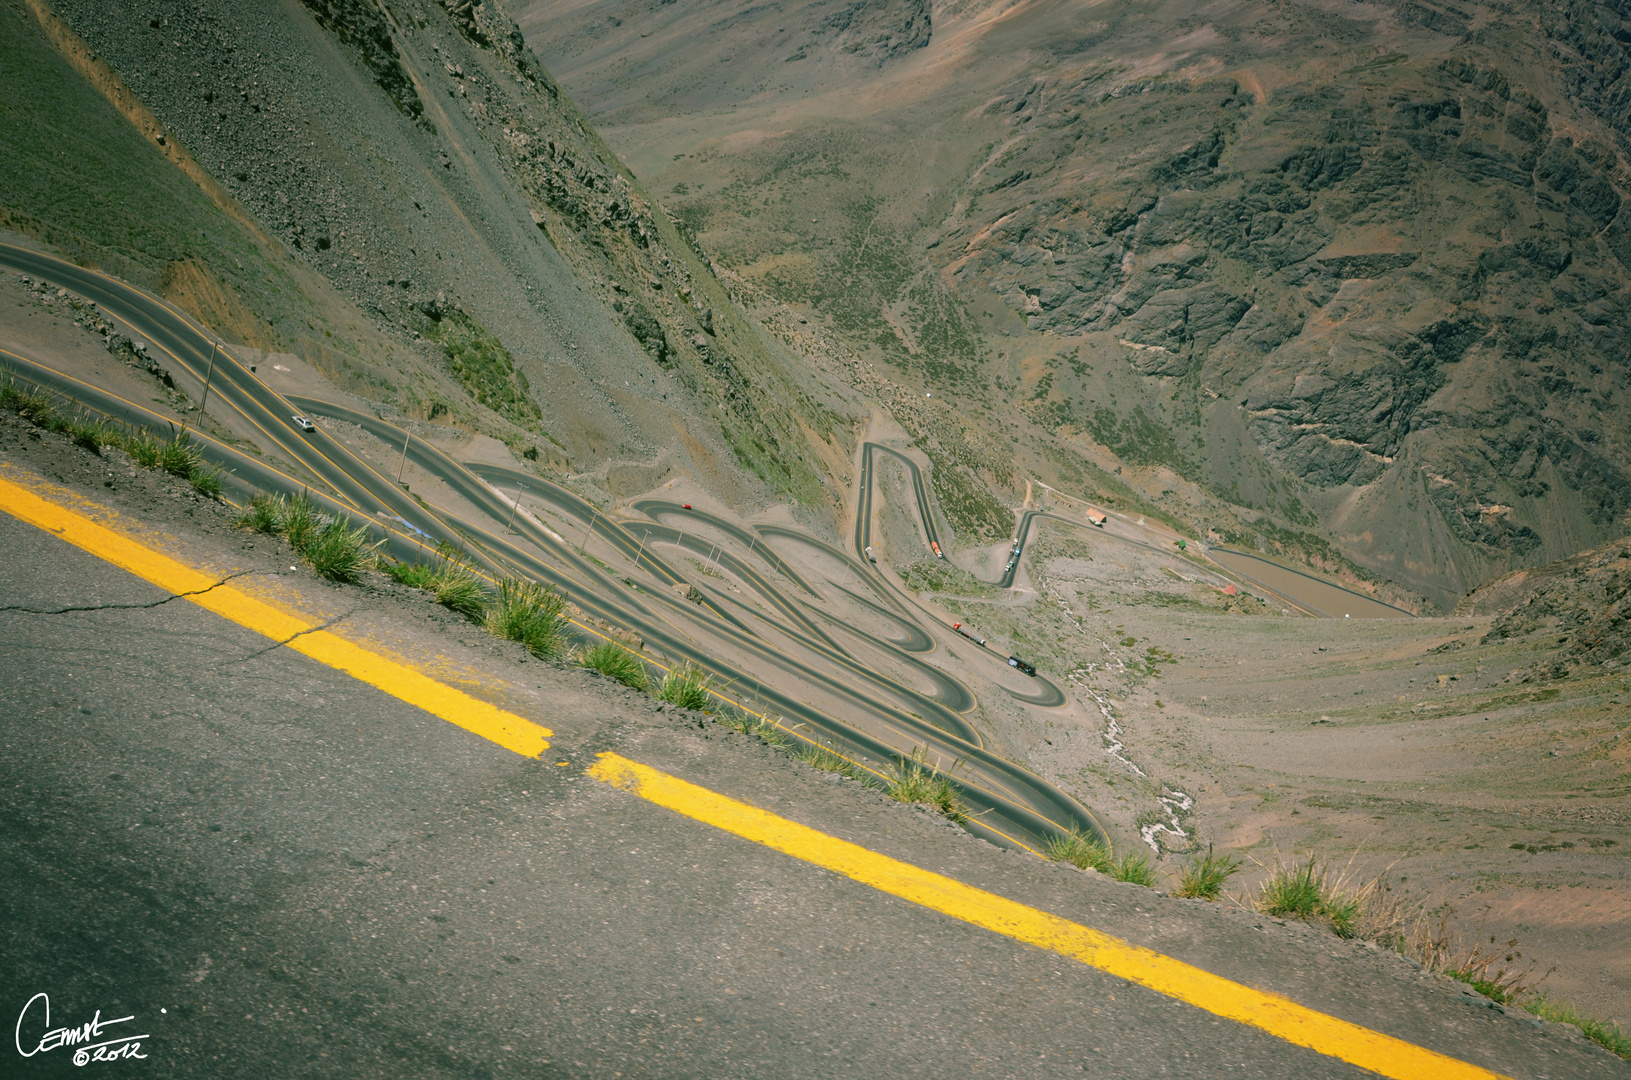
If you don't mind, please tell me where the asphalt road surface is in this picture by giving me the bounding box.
[2,501,1618,1080]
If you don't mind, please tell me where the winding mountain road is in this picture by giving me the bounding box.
[0,243,1107,856]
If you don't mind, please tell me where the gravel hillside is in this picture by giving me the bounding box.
[15,0,856,515]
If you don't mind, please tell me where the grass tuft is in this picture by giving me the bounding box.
[188,464,223,498]
[68,415,117,454]
[235,492,283,534]
[1045,829,1113,873]
[232,490,378,581]
[579,641,648,689]
[657,660,712,710]
[486,577,568,658]
[794,743,870,782]
[1173,847,1242,900]
[279,490,325,552]
[300,515,379,583]
[1111,851,1157,887]
[125,430,164,469]
[885,750,966,822]
[383,560,440,588]
[1522,996,1631,1059]
[1255,855,1363,937]
[431,560,488,619]
[156,429,203,478]
[717,709,790,747]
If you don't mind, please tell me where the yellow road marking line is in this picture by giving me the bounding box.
[0,474,550,757]
[588,753,1510,1080]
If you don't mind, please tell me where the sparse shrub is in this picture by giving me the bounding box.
[486,577,568,658]
[580,641,647,689]
[1046,829,1113,873]
[235,493,283,534]
[885,750,965,822]
[657,660,712,710]
[1174,847,1243,900]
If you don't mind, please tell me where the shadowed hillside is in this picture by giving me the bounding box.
[4,0,857,516]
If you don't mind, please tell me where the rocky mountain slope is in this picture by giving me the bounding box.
[519,0,1631,608]
[5,0,854,516]
[1460,533,1631,680]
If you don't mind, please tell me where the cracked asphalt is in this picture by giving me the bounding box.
[2,426,1626,1078]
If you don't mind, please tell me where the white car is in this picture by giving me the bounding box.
[292,414,316,432]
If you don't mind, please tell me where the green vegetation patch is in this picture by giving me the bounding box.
[580,640,649,690]
[421,309,541,426]
[235,490,380,582]
[885,751,966,823]
[1173,848,1242,900]
[657,660,712,710]
[897,558,994,597]
[928,460,1012,542]
[486,577,568,659]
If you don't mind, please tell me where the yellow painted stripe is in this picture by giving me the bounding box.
[0,474,550,757]
[588,753,1509,1080]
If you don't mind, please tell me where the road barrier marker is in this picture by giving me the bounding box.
[0,473,551,757]
[588,752,1511,1080]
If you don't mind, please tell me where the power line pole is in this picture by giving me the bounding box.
[507,486,524,531]
[396,430,411,486]
[198,342,218,417]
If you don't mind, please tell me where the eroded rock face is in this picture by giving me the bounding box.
[921,6,1631,599]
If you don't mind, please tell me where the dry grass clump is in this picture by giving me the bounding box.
[715,708,790,748]
[793,743,871,783]
[885,750,966,823]
[657,660,712,710]
[1173,847,1243,900]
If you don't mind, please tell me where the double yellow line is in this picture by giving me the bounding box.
[0,471,1509,1080]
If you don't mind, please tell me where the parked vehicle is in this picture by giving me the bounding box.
[1007,655,1037,677]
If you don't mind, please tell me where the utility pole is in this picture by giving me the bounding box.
[633,533,646,570]
[396,430,411,486]
[507,486,524,531]
[580,509,595,554]
[198,341,218,417]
